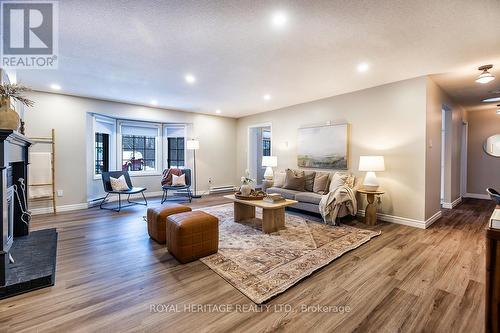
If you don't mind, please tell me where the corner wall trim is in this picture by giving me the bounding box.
[464,193,490,200]
[442,196,462,209]
[357,210,440,229]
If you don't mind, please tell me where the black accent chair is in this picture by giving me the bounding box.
[487,188,500,205]
[100,171,147,212]
[161,169,193,204]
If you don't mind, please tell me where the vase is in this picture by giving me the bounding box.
[240,184,252,196]
[0,97,20,130]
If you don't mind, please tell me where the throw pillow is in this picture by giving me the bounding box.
[304,171,316,192]
[313,173,329,194]
[172,173,186,186]
[110,175,130,191]
[345,174,355,189]
[329,172,349,193]
[273,171,286,188]
[283,169,306,191]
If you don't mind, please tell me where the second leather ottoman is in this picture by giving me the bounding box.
[166,211,219,263]
[147,204,192,244]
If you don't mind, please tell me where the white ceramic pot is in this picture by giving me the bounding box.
[240,184,252,196]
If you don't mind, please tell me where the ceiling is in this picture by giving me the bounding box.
[432,61,500,112]
[15,0,500,117]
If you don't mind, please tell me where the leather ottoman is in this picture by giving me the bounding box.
[166,211,219,263]
[147,204,192,244]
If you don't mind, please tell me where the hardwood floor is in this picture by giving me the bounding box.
[0,196,494,333]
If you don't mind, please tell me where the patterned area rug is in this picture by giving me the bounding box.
[199,204,381,304]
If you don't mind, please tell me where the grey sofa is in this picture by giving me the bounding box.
[266,170,358,218]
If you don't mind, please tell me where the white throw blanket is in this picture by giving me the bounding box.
[319,185,357,225]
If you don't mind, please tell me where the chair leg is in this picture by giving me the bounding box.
[161,189,168,204]
[117,194,121,212]
[188,188,192,203]
[99,193,110,209]
[141,192,148,206]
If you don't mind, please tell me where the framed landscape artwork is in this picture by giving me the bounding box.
[297,123,349,169]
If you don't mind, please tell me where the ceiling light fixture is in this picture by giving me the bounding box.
[50,83,61,90]
[185,74,196,84]
[263,94,271,101]
[151,100,158,106]
[357,62,370,73]
[483,97,500,103]
[476,64,495,84]
[215,109,222,114]
[271,11,287,28]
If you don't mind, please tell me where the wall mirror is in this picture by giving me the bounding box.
[484,134,500,157]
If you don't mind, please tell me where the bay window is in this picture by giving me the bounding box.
[118,122,161,174]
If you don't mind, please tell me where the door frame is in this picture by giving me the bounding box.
[247,123,273,185]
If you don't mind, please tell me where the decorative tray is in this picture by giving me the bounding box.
[234,190,267,200]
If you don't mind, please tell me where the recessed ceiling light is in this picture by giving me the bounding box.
[185,74,196,84]
[271,11,288,28]
[150,100,158,106]
[476,64,495,84]
[50,83,61,90]
[215,109,222,114]
[483,97,500,103]
[357,63,370,72]
[263,94,271,101]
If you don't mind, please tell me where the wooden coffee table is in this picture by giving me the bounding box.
[224,195,298,234]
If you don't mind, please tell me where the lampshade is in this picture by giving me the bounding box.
[262,156,277,167]
[359,156,385,172]
[186,139,199,150]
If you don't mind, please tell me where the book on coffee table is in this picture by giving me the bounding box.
[264,193,285,203]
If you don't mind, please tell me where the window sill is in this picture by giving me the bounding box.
[128,171,162,177]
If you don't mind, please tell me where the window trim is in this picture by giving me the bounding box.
[117,120,162,176]
[164,124,187,169]
[92,114,116,180]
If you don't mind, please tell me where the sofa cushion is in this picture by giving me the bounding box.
[273,170,286,188]
[283,169,306,191]
[304,171,316,192]
[313,173,330,194]
[329,172,349,192]
[266,187,300,200]
[295,192,323,205]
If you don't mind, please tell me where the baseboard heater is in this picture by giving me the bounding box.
[209,185,237,194]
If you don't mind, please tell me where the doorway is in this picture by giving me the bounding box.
[248,124,271,187]
[441,106,452,206]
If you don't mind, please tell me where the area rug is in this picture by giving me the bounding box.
[199,204,380,304]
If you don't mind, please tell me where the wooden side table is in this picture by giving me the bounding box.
[357,189,385,225]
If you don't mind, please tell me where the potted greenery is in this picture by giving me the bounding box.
[0,83,34,131]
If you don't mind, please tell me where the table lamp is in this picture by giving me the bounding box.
[262,156,277,180]
[186,139,201,198]
[359,156,385,191]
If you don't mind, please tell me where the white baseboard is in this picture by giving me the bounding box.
[33,191,166,215]
[357,210,442,229]
[463,193,490,200]
[31,202,89,215]
[442,196,462,209]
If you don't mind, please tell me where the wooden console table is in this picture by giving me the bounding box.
[486,206,500,333]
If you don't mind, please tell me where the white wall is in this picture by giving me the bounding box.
[236,77,429,223]
[24,91,237,210]
[425,78,465,217]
